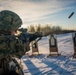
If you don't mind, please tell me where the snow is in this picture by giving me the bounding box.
[18,33,76,75]
[57,33,74,56]
[20,55,76,75]
[38,37,50,54]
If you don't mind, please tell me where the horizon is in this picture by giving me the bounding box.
[0,0,76,30]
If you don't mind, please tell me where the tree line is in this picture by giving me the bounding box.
[27,24,75,36]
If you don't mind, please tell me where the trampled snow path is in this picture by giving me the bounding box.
[20,55,76,75]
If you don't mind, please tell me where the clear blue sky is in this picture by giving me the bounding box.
[0,0,76,30]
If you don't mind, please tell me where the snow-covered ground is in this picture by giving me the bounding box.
[21,55,76,75]
[19,33,76,75]
[57,33,74,56]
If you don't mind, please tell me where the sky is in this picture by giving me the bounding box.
[0,0,76,29]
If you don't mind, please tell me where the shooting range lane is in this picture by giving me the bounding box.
[57,33,74,56]
[19,33,76,75]
[38,37,49,54]
[27,33,75,56]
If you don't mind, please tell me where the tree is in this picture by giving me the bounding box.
[36,24,41,32]
[27,25,35,32]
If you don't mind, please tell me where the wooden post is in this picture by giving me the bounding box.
[31,41,39,56]
[48,34,59,56]
[73,32,76,58]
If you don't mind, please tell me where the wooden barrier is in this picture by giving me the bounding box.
[73,32,76,58]
[31,41,39,56]
[48,34,59,56]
